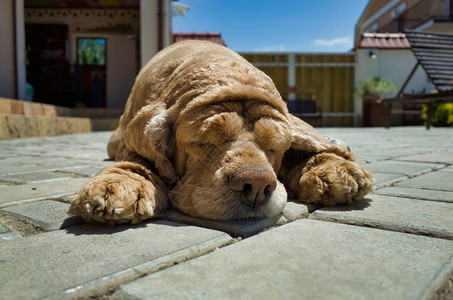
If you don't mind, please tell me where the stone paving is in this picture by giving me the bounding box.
[0,127,452,299]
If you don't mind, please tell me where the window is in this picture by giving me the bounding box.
[77,38,106,65]
[366,23,379,32]
[391,2,406,19]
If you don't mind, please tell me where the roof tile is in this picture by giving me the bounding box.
[355,33,411,49]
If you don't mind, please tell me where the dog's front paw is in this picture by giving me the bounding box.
[68,162,168,225]
[298,153,374,205]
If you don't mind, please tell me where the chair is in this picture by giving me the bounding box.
[286,100,323,126]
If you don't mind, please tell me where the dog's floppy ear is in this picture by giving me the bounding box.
[287,114,353,160]
[122,104,177,182]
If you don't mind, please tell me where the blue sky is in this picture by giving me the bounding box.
[172,0,369,53]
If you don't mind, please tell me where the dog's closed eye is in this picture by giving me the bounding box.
[254,118,291,153]
[201,112,243,146]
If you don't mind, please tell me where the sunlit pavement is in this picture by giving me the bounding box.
[0,127,452,299]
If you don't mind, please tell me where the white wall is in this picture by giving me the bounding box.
[106,34,137,108]
[0,0,16,99]
[140,0,171,67]
[355,48,435,96]
[140,0,158,66]
[0,0,26,100]
[15,0,26,101]
[354,48,436,124]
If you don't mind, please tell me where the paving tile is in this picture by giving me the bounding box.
[371,172,407,187]
[0,178,89,207]
[364,161,444,176]
[1,200,84,230]
[0,171,74,184]
[164,209,287,238]
[0,157,93,175]
[396,171,453,192]
[0,222,11,235]
[282,200,318,222]
[353,154,389,163]
[310,194,453,239]
[356,148,437,160]
[439,166,453,173]
[375,187,453,203]
[113,219,453,300]
[0,222,21,241]
[373,148,439,158]
[396,150,453,164]
[0,220,232,300]
[55,165,107,177]
[46,150,109,161]
[0,149,22,159]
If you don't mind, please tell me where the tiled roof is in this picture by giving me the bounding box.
[172,32,226,46]
[355,33,410,49]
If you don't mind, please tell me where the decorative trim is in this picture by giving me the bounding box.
[25,9,139,19]
[77,23,134,34]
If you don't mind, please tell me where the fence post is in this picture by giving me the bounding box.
[288,53,295,100]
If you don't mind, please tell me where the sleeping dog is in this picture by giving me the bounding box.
[69,40,374,225]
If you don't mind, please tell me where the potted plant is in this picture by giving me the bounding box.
[354,76,397,127]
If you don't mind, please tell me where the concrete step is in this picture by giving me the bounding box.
[0,98,121,139]
[0,97,73,117]
[0,114,92,139]
[0,97,123,119]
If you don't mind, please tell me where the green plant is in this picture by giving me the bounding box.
[421,103,453,127]
[354,76,398,100]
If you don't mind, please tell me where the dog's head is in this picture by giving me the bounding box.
[140,83,346,221]
[171,94,291,220]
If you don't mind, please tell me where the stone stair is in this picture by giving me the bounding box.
[0,98,122,139]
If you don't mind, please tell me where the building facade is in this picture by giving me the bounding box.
[355,0,453,44]
[354,0,453,126]
[0,0,172,109]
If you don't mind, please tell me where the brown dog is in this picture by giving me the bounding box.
[69,40,374,225]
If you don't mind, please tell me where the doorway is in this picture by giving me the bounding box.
[74,37,107,108]
[26,23,72,106]
[25,24,108,108]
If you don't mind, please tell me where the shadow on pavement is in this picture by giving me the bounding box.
[61,218,189,236]
[319,197,372,212]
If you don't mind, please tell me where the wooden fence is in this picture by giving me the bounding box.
[241,53,356,126]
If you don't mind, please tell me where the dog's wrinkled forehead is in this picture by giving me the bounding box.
[175,99,290,148]
[192,100,287,124]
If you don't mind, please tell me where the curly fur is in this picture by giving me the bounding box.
[69,40,374,224]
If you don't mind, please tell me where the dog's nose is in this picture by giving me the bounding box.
[229,168,277,208]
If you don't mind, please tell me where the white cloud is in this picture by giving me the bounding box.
[252,44,287,52]
[313,37,352,47]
